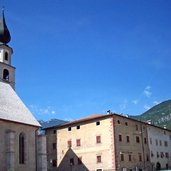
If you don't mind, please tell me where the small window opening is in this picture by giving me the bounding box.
[77,125,80,129]
[70,158,74,165]
[97,155,101,163]
[129,154,132,161]
[76,139,81,146]
[19,133,25,164]
[136,136,140,143]
[5,52,8,61]
[52,143,56,150]
[126,135,130,143]
[68,127,72,131]
[52,159,57,167]
[68,140,72,148]
[3,69,9,81]
[96,121,100,125]
[96,136,101,144]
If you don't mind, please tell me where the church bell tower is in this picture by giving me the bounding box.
[0,8,15,89]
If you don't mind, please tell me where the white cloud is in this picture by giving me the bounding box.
[132,100,138,105]
[143,86,152,98]
[29,104,57,116]
[144,104,151,111]
[64,118,74,122]
[153,101,160,105]
[51,110,56,114]
[119,99,128,110]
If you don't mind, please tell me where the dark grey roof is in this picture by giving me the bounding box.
[0,81,40,127]
[0,9,11,44]
[40,119,68,129]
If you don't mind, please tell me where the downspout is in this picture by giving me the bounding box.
[140,124,145,171]
[112,115,117,171]
[35,127,39,171]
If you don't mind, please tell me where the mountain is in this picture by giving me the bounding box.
[132,100,171,130]
[39,118,68,129]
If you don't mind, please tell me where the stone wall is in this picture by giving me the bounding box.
[0,119,38,171]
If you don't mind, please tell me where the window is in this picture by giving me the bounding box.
[3,69,9,81]
[96,169,103,171]
[151,151,154,157]
[70,158,74,165]
[139,154,142,161]
[97,155,101,163]
[96,136,101,144]
[165,152,169,158]
[77,125,80,129]
[136,125,138,131]
[136,136,140,143]
[53,130,56,134]
[117,120,120,124]
[125,122,128,126]
[96,121,100,126]
[166,164,169,169]
[68,140,72,148]
[52,143,56,150]
[146,154,149,161]
[128,155,132,161]
[161,152,164,158]
[164,141,168,147]
[78,157,82,165]
[159,140,162,146]
[119,134,122,142]
[121,154,124,161]
[68,127,72,131]
[19,133,25,164]
[144,137,147,144]
[126,136,130,143]
[5,51,8,61]
[156,139,158,146]
[76,139,81,147]
[157,152,159,158]
[52,159,57,167]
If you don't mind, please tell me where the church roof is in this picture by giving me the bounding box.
[0,9,11,44]
[0,81,40,127]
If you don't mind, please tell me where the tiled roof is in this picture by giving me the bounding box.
[0,81,40,127]
[60,114,112,127]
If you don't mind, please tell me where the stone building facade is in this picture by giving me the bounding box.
[113,114,151,171]
[147,124,171,170]
[44,113,171,171]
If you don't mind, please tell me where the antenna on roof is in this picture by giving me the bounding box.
[107,110,112,115]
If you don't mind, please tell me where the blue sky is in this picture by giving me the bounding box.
[3,0,171,121]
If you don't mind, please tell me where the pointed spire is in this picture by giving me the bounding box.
[0,7,11,44]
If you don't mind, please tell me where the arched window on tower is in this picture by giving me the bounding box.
[5,51,8,61]
[19,133,25,164]
[3,69,9,81]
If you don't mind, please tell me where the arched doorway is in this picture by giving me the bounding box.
[156,162,161,170]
